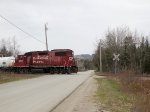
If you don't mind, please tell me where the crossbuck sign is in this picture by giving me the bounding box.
[113,53,120,61]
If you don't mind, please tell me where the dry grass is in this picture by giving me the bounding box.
[116,71,150,112]
[96,71,150,112]
[95,77,135,112]
[0,73,41,84]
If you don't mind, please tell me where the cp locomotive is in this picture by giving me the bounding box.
[0,49,78,74]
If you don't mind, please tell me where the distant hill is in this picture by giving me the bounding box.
[75,54,94,60]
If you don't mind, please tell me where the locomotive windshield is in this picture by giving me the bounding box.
[38,52,48,55]
[55,52,66,56]
[20,56,23,60]
[25,52,32,56]
[55,51,73,56]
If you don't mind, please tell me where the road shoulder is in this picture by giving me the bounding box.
[51,75,98,112]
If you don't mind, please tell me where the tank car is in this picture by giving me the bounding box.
[0,56,15,71]
[0,57,15,67]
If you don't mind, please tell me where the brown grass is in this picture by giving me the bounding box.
[97,71,150,112]
[0,73,42,84]
[95,77,135,112]
[117,71,150,112]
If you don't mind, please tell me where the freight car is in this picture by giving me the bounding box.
[0,56,15,71]
[0,49,78,74]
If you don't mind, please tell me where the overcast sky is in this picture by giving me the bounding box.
[0,0,150,55]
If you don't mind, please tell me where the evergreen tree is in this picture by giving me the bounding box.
[93,27,150,74]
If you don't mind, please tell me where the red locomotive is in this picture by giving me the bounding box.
[1,49,78,74]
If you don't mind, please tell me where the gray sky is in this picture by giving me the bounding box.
[0,0,150,55]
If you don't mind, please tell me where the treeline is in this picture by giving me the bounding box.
[93,27,150,74]
[0,37,20,57]
[77,59,94,71]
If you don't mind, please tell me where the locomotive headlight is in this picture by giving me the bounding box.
[69,57,73,61]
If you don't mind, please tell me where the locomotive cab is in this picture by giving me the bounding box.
[14,55,26,66]
[51,49,78,73]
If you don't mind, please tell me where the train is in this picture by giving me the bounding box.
[0,49,78,74]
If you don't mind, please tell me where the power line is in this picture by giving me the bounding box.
[0,14,45,44]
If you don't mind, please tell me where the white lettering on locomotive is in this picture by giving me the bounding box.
[33,60,44,64]
[33,56,48,60]
[33,56,48,64]
[19,60,23,62]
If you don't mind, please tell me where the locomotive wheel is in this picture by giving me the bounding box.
[53,68,57,74]
[56,68,60,74]
[67,67,71,74]
[51,71,54,74]
[72,67,78,73]
[50,68,54,74]
[16,68,20,74]
[61,69,66,74]
[24,69,29,74]
[43,69,49,73]
[20,69,24,74]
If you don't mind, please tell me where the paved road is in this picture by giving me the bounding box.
[0,71,93,112]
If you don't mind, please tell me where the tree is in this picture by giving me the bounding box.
[143,39,150,73]
[0,45,12,56]
[93,26,150,74]
[0,37,20,57]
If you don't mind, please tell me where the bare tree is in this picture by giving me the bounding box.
[93,26,150,73]
[0,37,20,57]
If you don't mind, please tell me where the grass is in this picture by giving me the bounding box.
[118,72,150,112]
[0,73,41,84]
[95,71,150,112]
[95,77,136,112]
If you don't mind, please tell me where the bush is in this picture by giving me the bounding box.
[118,71,150,112]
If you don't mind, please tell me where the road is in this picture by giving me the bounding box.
[0,71,93,112]
[52,75,98,112]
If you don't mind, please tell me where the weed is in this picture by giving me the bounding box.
[95,77,135,112]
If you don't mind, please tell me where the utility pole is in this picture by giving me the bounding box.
[45,23,48,51]
[99,39,102,73]
[13,36,16,57]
